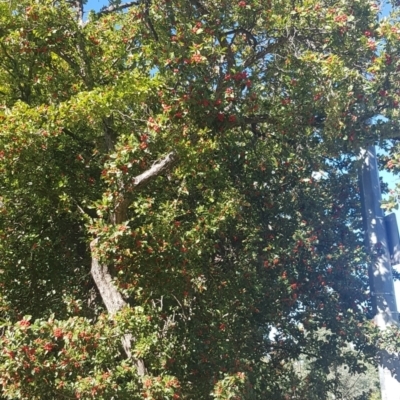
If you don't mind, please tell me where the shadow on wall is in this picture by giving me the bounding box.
[381,349,400,383]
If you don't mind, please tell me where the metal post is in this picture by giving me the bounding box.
[384,213,400,266]
[360,146,400,400]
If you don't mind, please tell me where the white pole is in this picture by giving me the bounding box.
[360,146,400,400]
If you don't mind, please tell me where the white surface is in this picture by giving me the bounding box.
[380,168,400,312]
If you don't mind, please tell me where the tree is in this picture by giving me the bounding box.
[0,0,398,398]
[276,328,381,400]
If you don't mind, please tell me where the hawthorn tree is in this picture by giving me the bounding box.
[0,0,398,398]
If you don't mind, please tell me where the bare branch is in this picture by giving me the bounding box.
[132,151,177,189]
[98,0,140,16]
[225,27,258,49]
[113,152,177,224]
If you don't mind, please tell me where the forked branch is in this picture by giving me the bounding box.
[90,151,178,375]
[113,151,177,224]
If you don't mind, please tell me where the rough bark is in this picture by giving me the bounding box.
[90,151,177,376]
[90,246,147,375]
[131,151,177,188]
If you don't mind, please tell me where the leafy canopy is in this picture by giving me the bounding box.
[0,0,398,398]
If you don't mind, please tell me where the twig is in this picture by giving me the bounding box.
[172,294,188,320]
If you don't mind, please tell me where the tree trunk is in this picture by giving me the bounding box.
[90,151,177,376]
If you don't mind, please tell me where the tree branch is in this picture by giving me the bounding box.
[225,27,258,49]
[98,0,140,16]
[112,151,177,224]
[132,151,177,189]
[90,241,147,375]
[90,151,178,375]
[144,0,159,42]
[90,247,126,315]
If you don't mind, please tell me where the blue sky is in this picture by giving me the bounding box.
[86,0,108,13]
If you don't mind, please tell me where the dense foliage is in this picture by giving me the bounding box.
[0,0,399,398]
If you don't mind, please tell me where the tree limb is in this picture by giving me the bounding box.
[90,151,178,375]
[113,151,177,224]
[98,0,140,16]
[144,0,159,42]
[225,27,258,49]
[90,247,126,315]
[132,151,177,189]
[90,241,147,376]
